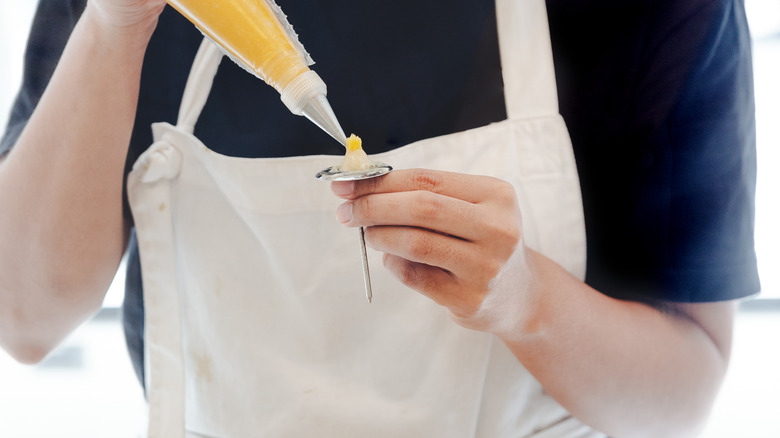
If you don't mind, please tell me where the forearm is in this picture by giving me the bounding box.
[0,6,159,363]
[501,249,734,438]
[334,169,738,437]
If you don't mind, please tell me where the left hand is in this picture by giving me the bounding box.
[332,169,539,334]
[86,0,167,31]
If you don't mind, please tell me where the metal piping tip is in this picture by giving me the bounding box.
[301,94,347,146]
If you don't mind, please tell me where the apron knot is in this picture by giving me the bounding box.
[133,141,183,183]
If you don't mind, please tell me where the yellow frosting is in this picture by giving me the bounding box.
[345,134,362,152]
[340,134,373,171]
[167,0,310,92]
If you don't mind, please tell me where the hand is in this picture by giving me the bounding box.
[332,169,539,335]
[86,0,167,31]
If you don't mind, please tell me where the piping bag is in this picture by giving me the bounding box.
[166,0,348,146]
[167,0,388,302]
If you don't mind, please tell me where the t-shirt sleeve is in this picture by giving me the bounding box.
[659,0,759,302]
[0,0,87,157]
[599,0,760,303]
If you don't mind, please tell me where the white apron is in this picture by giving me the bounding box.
[127,0,598,436]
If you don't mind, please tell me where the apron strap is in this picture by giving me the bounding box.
[495,0,560,119]
[176,37,224,134]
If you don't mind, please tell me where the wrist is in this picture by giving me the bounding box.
[82,2,164,52]
[448,245,546,340]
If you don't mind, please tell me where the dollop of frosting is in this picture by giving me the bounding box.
[340,134,374,171]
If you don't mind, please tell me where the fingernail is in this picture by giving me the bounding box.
[332,181,355,197]
[336,202,353,224]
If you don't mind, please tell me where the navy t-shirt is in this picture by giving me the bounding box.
[1,0,760,387]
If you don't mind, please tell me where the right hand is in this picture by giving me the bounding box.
[86,0,167,31]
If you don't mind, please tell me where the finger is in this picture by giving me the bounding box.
[381,253,455,299]
[368,225,505,294]
[331,168,505,204]
[382,253,482,315]
[366,225,480,276]
[338,190,484,241]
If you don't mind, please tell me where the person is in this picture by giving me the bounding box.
[0,0,759,437]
